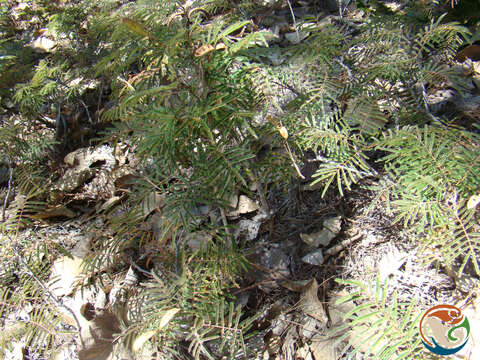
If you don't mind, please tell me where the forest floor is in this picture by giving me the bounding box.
[2,1,480,360]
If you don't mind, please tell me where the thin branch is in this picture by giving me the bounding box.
[2,164,12,222]
[79,99,92,124]
[286,0,300,42]
[335,55,353,80]
[283,140,305,180]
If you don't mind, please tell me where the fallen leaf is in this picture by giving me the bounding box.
[280,279,311,292]
[456,45,480,62]
[467,194,480,209]
[132,330,156,352]
[159,308,180,330]
[78,309,121,360]
[131,308,179,352]
[310,335,338,360]
[194,44,215,57]
[49,256,85,297]
[278,126,288,139]
[193,43,226,57]
[328,291,356,327]
[300,279,328,323]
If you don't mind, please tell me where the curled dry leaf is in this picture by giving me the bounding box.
[132,308,180,352]
[280,279,311,292]
[78,309,121,360]
[194,43,227,57]
[29,205,76,220]
[278,126,288,139]
[132,330,156,353]
[195,44,214,57]
[467,194,480,209]
[159,307,180,330]
[310,336,338,360]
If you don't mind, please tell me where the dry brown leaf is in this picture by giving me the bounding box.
[300,279,328,323]
[194,44,215,57]
[456,45,480,62]
[131,308,179,352]
[78,310,121,360]
[279,279,311,292]
[278,126,288,139]
[310,336,338,360]
[194,43,227,57]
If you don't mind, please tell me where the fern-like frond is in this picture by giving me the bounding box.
[332,276,427,360]
[376,125,480,228]
[422,200,480,277]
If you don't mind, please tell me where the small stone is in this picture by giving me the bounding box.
[234,219,261,242]
[427,89,457,115]
[322,215,341,234]
[302,249,324,265]
[237,195,259,213]
[227,195,259,216]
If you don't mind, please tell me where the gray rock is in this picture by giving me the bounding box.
[300,228,337,247]
[234,219,261,242]
[323,215,342,234]
[302,249,324,265]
